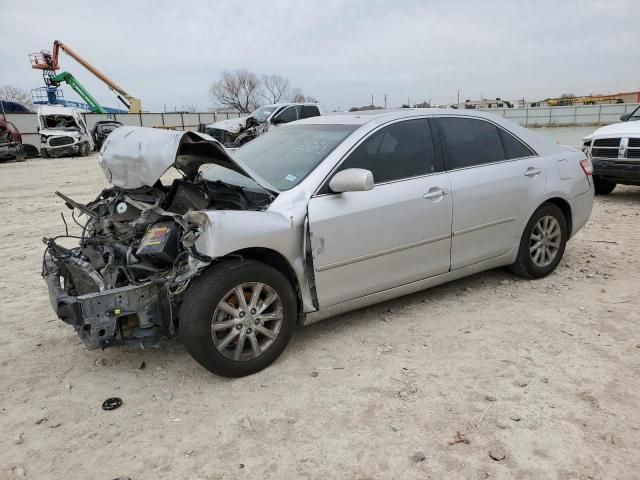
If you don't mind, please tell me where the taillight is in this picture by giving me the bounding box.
[580,158,593,176]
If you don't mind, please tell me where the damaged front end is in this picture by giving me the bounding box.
[42,126,274,349]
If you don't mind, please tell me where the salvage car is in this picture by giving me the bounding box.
[0,118,26,162]
[43,110,594,377]
[204,102,323,148]
[0,118,39,161]
[91,120,123,150]
[38,105,94,157]
[582,104,640,194]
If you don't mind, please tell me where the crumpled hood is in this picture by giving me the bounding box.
[98,126,253,189]
[591,121,640,138]
[205,116,250,133]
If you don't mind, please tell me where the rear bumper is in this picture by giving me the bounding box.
[592,157,640,185]
[569,188,594,238]
[43,255,167,349]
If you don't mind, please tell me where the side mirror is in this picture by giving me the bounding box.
[270,116,285,125]
[620,113,630,121]
[329,168,374,193]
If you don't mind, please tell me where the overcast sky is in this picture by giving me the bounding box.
[2,0,638,112]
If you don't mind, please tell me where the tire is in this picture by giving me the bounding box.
[593,177,616,195]
[510,203,568,279]
[79,143,89,157]
[22,144,40,159]
[180,260,297,377]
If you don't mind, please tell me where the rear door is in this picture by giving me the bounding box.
[308,118,452,307]
[300,105,321,119]
[436,117,547,269]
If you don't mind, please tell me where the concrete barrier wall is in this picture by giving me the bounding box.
[1,111,244,147]
[486,103,639,127]
[4,104,639,147]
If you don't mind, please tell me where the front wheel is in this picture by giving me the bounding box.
[593,176,616,195]
[510,203,568,279]
[180,260,297,377]
[79,142,90,157]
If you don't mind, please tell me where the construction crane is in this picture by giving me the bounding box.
[30,40,142,113]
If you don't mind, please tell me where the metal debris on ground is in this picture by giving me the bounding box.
[102,397,123,411]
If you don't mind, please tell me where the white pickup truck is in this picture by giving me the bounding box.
[583,105,640,194]
[204,102,324,148]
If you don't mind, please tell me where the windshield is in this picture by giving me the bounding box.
[229,124,358,191]
[250,106,280,123]
[41,115,80,131]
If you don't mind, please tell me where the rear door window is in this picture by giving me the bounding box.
[437,117,505,170]
[499,129,535,159]
[300,106,321,119]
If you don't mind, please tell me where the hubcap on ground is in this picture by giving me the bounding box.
[529,215,561,268]
[210,282,283,361]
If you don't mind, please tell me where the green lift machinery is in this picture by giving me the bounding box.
[47,71,107,113]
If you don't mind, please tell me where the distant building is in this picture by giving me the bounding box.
[532,90,640,107]
[615,90,640,103]
[458,98,513,109]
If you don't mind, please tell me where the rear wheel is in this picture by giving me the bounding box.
[593,176,616,195]
[180,260,297,377]
[511,203,568,279]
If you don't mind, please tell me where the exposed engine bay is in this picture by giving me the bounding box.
[42,126,273,349]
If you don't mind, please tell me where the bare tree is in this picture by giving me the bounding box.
[0,85,34,109]
[210,70,261,113]
[260,74,290,104]
[290,87,317,103]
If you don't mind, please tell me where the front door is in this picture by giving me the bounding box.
[308,118,452,308]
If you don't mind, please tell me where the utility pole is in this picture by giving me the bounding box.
[371,93,374,108]
[457,89,460,106]
[384,94,387,109]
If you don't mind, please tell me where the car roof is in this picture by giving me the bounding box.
[294,108,562,156]
[261,102,321,108]
[295,108,511,126]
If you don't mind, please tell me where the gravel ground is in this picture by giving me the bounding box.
[1,154,639,480]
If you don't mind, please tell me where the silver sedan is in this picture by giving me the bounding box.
[44,109,594,377]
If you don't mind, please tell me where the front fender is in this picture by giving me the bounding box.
[194,209,315,311]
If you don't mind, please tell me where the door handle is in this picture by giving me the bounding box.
[423,189,449,199]
[524,168,542,177]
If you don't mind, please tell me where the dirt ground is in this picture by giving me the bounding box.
[1,154,639,480]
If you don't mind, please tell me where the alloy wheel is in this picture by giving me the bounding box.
[529,215,561,268]
[210,282,283,361]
